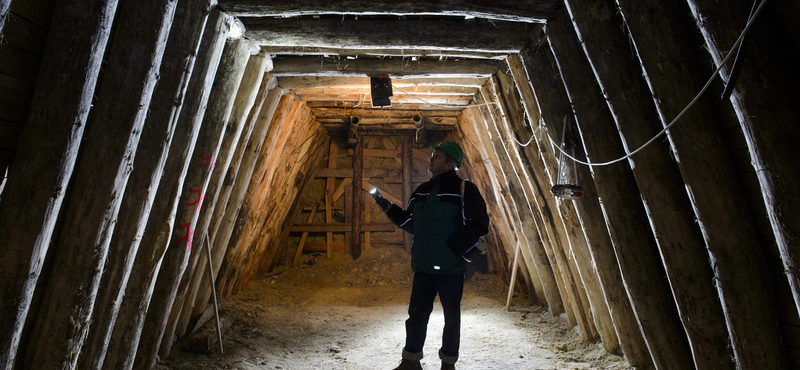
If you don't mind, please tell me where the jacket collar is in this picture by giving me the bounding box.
[431,169,459,184]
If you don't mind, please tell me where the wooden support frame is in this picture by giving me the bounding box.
[0,0,119,367]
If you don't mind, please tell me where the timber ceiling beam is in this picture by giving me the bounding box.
[276,76,487,89]
[260,46,507,60]
[270,55,504,77]
[239,16,537,54]
[219,0,562,23]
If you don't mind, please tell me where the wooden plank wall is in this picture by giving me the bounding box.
[0,0,55,187]
[1,2,800,369]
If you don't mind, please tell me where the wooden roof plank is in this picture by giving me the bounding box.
[219,0,561,22]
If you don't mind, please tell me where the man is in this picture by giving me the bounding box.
[373,141,490,370]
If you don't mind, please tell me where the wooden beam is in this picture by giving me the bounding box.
[219,0,561,22]
[517,24,657,368]
[134,36,252,370]
[562,1,726,368]
[401,135,413,252]
[502,55,563,314]
[292,84,479,96]
[240,17,531,53]
[293,203,320,265]
[102,10,231,370]
[77,1,214,368]
[262,45,507,60]
[291,222,397,232]
[325,137,339,259]
[351,135,364,259]
[688,2,800,365]
[311,107,461,119]
[323,123,455,132]
[277,76,486,90]
[270,55,503,77]
[614,1,787,368]
[21,0,178,368]
[0,0,118,366]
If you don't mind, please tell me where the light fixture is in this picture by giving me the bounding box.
[551,115,584,200]
[370,75,392,107]
[229,19,244,39]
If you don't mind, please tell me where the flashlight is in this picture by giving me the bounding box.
[369,188,389,209]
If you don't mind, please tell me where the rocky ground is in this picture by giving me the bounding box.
[156,246,633,370]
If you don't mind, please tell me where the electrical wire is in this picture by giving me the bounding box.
[546,0,767,167]
[391,0,766,168]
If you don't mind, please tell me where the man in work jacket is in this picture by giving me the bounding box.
[376,141,490,370]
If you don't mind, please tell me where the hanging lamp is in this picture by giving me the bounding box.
[551,115,584,200]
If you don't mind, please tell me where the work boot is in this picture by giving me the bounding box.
[392,359,422,370]
[440,362,456,370]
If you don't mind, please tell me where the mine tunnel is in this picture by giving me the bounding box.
[1,0,800,369]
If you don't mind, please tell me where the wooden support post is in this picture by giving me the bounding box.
[0,0,9,35]
[461,104,562,316]
[219,100,308,295]
[78,0,212,368]
[326,137,339,259]
[623,0,786,366]
[506,241,521,310]
[152,45,264,362]
[214,93,293,302]
[401,135,413,253]
[685,1,795,368]
[134,37,252,370]
[562,2,730,368]
[162,70,276,356]
[176,86,285,340]
[0,0,118,368]
[21,0,177,368]
[494,66,558,307]
[351,135,364,259]
[293,203,320,266]
[528,17,655,365]
[101,10,230,370]
[179,50,270,312]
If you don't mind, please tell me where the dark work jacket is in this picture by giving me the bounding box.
[385,170,490,274]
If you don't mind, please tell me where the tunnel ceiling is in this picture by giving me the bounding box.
[218,0,561,133]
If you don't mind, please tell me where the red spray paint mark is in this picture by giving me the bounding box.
[188,189,204,207]
[198,155,216,169]
[176,223,194,246]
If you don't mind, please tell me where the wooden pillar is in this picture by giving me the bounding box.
[215,93,293,301]
[685,1,795,367]
[0,0,118,368]
[401,135,413,253]
[151,47,262,361]
[21,0,177,368]
[494,64,569,309]
[0,0,9,37]
[534,16,657,367]
[178,50,269,307]
[603,0,784,367]
[162,74,277,357]
[491,75,618,347]
[351,134,364,259]
[133,37,252,370]
[78,0,212,368]
[177,86,285,340]
[326,137,339,259]
[101,10,230,370]
[562,1,732,368]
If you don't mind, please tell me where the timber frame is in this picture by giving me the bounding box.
[1,0,799,369]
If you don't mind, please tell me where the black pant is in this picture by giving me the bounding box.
[403,271,465,364]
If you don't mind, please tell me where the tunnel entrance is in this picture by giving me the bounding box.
[155,246,629,370]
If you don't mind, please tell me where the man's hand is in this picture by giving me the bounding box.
[369,188,390,211]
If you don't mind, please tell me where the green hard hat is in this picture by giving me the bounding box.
[431,141,464,169]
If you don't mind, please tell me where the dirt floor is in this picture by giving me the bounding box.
[156,246,633,370]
